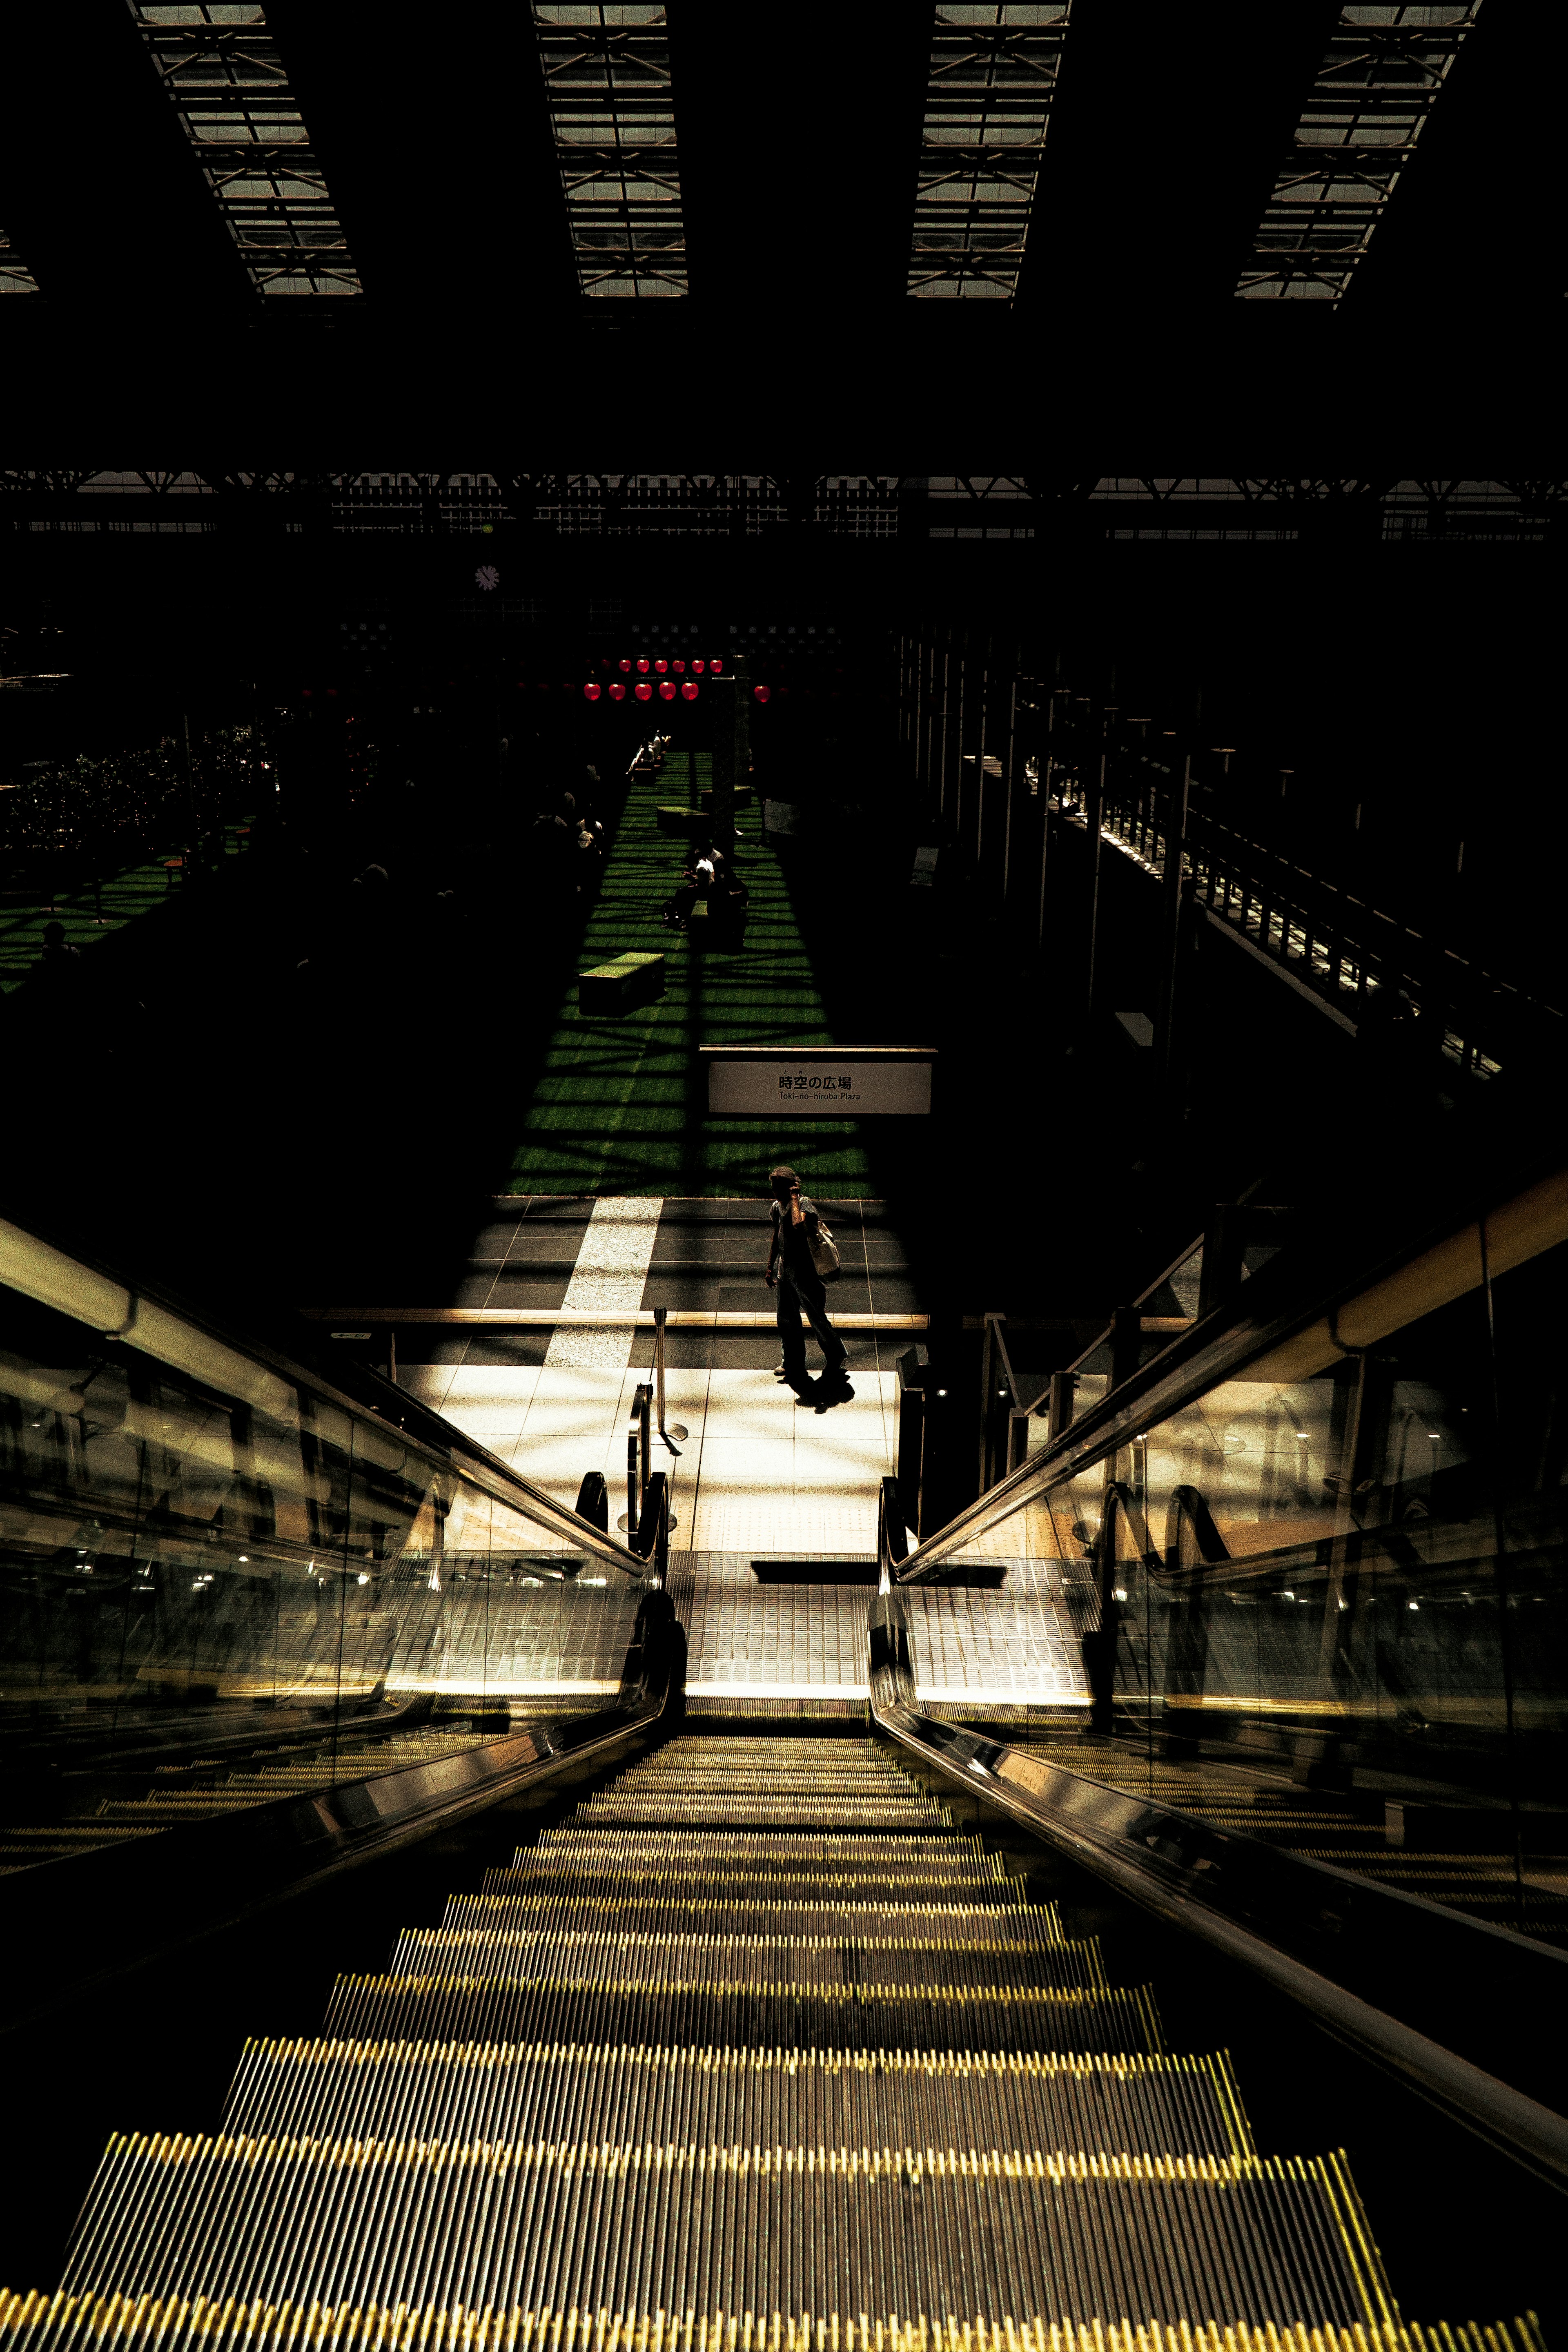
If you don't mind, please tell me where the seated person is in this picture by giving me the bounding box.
[660,859,700,932]
[708,874,751,946]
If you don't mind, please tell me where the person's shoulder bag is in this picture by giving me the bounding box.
[804,1204,842,1282]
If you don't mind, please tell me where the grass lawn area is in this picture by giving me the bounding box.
[508,750,873,1196]
[0,824,253,994]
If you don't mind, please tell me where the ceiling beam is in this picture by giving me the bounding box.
[265,0,576,311]
[1344,5,1562,317]
[670,1,928,310]
[1018,1,1341,317]
[0,0,252,306]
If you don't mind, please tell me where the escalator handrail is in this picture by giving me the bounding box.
[0,1574,683,2036]
[869,1478,1568,2189]
[893,1164,1568,1584]
[0,1208,648,1580]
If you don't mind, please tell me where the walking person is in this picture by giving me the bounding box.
[765,1165,852,1409]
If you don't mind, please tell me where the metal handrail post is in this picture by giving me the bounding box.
[654,1306,687,1447]
[624,1428,639,1540]
[636,1382,652,1517]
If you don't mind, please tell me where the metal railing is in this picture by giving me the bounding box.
[868,1479,1568,2188]
[896,1166,1568,1585]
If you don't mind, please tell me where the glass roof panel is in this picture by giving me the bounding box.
[0,228,40,295]
[1236,3,1481,303]
[532,3,686,298]
[909,2,1072,301]
[126,2,362,296]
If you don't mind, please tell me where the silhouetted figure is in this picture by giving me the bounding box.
[32,920,83,987]
[765,1164,850,1407]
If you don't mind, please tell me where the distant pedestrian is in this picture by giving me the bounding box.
[765,1164,851,1408]
[35,920,82,972]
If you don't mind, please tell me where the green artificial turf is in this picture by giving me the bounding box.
[508,750,872,1195]
[0,825,252,994]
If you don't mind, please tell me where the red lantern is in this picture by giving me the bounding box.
[608,681,627,701]
[673,659,685,674]
[710,658,724,674]
[658,680,676,701]
[753,684,771,703]
[583,681,601,701]
[618,658,632,673]
[680,682,699,702]
[635,681,653,701]
[636,658,650,675]
[692,660,706,675]
[654,659,668,675]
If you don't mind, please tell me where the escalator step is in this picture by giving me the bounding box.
[223,2038,1256,2160]
[527,1832,976,1860]
[321,1971,1165,2054]
[3,2295,1540,2352]
[443,1894,1071,1940]
[61,2135,1386,2330]
[32,1726,1520,2339]
[382,1927,1110,1996]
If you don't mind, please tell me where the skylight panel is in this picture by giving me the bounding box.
[1237,3,1481,302]
[126,3,362,296]
[908,3,1072,301]
[0,230,40,295]
[532,4,686,297]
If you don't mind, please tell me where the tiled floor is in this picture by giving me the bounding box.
[401,1355,1085,1710]
[401,1361,898,1550]
[544,1195,665,1369]
[376,1195,918,1375]
[387,1191,1080,1710]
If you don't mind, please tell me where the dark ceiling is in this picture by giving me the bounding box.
[0,2,1559,458]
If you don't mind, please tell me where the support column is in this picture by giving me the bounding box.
[1037,678,1058,953]
[710,653,750,858]
[949,634,967,829]
[1154,737,1192,1087]
[1084,699,1113,1028]
[999,660,1019,902]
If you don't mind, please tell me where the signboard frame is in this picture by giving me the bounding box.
[699,1044,936,1117]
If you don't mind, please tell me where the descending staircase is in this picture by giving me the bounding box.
[0,1734,1539,2352]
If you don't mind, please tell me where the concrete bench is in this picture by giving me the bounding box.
[578,952,666,1014]
[656,788,754,835]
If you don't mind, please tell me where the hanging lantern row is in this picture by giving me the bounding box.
[619,658,724,677]
[581,680,775,704]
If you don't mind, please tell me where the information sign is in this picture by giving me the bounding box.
[701,1047,934,1116]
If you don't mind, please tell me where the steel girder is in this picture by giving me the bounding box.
[125,2,361,296]
[1237,4,1482,305]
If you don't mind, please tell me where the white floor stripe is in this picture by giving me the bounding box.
[543,1197,664,1369]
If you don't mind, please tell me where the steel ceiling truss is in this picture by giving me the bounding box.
[909,2,1072,301]
[1237,2,1481,303]
[532,4,685,299]
[0,225,41,296]
[125,2,361,297]
[0,475,1561,541]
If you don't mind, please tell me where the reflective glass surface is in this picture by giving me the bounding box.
[911,1205,1568,1944]
[0,1220,651,1870]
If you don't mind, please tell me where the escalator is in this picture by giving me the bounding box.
[0,1183,1564,2341]
[2,1731,1532,2350]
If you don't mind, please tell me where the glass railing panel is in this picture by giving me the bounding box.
[899,1478,1092,1732]
[920,1217,1568,1946]
[895,1181,1568,1944]
[0,1220,652,1872]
